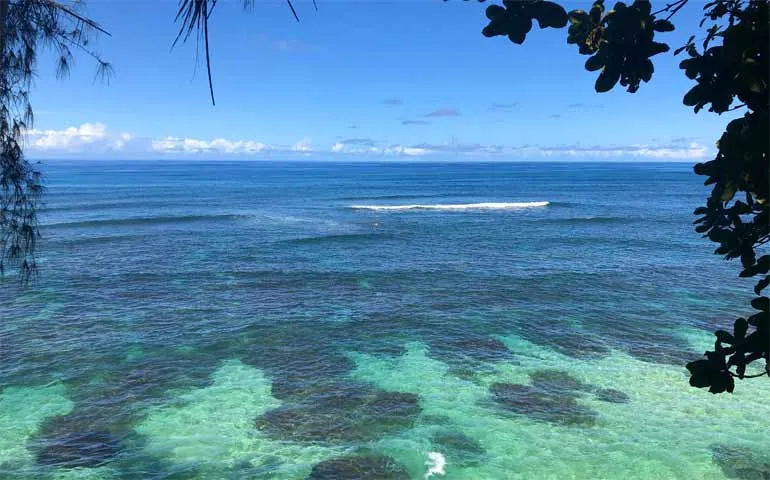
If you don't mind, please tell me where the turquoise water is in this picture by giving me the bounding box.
[1,161,767,479]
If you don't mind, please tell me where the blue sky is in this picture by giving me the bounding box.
[26,0,737,161]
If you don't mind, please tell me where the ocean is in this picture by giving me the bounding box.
[1,161,767,479]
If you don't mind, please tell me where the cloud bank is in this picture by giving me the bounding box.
[26,123,132,153]
[23,122,711,161]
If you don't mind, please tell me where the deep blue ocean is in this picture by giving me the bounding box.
[1,161,767,479]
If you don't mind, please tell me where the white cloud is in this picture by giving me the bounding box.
[401,141,710,160]
[383,145,430,156]
[292,137,313,152]
[26,122,131,151]
[111,132,133,150]
[328,142,430,157]
[151,136,269,155]
[534,142,709,160]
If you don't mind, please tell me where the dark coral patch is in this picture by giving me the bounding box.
[489,382,598,426]
[429,335,514,368]
[626,341,701,367]
[256,384,420,443]
[267,353,357,402]
[547,332,611,360]
[529,369,591,393]
[431,430,485,467]
[35,431,121,469]
[594,388,630,404]
[307,454,410,480]
[517,322,610,360]
[711,445,770,480]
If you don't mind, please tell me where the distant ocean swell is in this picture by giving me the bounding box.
[44,214,252,229]
[349,201,550,211]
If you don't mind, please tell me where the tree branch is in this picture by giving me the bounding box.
[203,1,215,105]
[287,0,300,22]
[45,0,111,37]
[652,0,690,20]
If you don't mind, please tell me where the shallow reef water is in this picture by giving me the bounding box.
[1,162,768,479]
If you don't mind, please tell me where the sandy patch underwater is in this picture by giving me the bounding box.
[3,330,768,479]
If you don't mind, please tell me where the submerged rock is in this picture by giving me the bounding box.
[431,430,485,466]
[517,323,610,360]
[548,332,611,360]
[594,388,630,404]
[489,382,598,427]
[712,445,770,480]
[429,335,514,366]
[35,431,120,469]
[256,385,421,443]
[307,454,410,480]
[529,369,591,393]
[626,342,700,367]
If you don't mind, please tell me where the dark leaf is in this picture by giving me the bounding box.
[689,372,711,388]
[715,330,735,344]
[736,361,746,378]
[486,4,505,20]
[590,2,604,23]
[652,19,675,32]
[648,42,670,56]
[632,0,651,16]
[568,9,589,24]
[585,52,606,71]
[595,65,620,92]
[531,1,569,28]
[751,297,769,312]
[755,276,770,295]
[734,318,749,341]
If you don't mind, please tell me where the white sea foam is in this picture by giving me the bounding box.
[350,201,549,211]
[425,451,446,478]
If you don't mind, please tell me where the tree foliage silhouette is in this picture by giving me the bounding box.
[173,0,315,105]
[0,0,111,281]
[0,1,307,280]
[475,0,768,392]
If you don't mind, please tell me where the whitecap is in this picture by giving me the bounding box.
[425,451,446,478]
